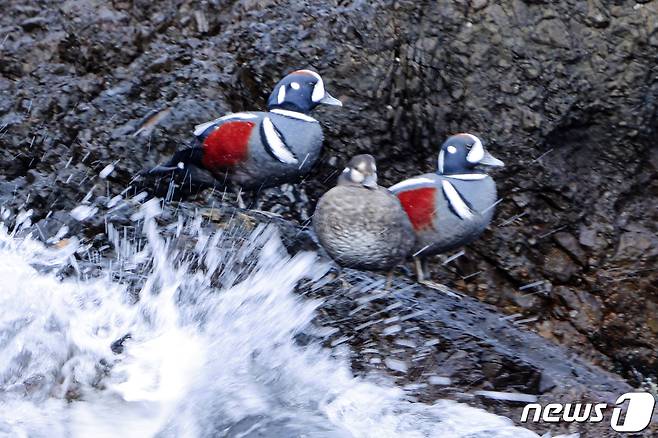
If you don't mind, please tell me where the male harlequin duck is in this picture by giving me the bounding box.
[313,154,415,270]
[147,69,342,189]
[389,133,504,289]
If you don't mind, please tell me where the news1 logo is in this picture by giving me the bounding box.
[520,392,656,432]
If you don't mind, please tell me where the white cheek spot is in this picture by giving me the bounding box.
[350,169,365,183]
[177,162,185,169]
[447,145,457,154]
[277,85,286,104]
[291,82,300,90]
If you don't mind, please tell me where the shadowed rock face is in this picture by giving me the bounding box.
[0,0,657,414]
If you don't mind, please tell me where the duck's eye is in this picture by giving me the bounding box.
[290,82,300,90]
[447,145,457,154]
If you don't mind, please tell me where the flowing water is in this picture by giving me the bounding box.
[0,200,565,437]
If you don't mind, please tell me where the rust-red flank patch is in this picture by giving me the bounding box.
[397,187,437,231]
[202,121,255,168]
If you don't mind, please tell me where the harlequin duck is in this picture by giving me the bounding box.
[389,133,504,290]
[313,154,415,270]
[147,69,342,189]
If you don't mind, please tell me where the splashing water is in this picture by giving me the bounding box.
[0,203,554,438]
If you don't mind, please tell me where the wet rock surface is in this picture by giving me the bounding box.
[1,0,657,434]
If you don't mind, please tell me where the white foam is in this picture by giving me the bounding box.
[0,208,556,438]
[70,205,98,221]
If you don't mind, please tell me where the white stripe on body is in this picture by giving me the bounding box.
[193,112,258,137]
[441,180,474,220]
[262,117,298,164]
[388,176,436,193]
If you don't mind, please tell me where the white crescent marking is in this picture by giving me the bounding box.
[270,109,318,122]
[263,117,298,164]
[389,176,435,193]
[464,133,484,163]
[312,79,325,102]
[300,71,325,102]
[442,180,473,220]
[193,113,258,136]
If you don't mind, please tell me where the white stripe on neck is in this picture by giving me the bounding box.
[444,173,487,180]
[270,109,318,122]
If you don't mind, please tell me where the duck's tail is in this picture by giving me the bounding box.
[140,147,204,176]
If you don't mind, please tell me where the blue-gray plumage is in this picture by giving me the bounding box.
[314,155,415,270]
[389,133,504,287]
[146,69,341,189]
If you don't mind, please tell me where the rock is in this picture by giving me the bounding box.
[553,231,587,265]
[614,229,658,261]
[20,16,48,31]
[554,286,579,310]
[543,248,579,282]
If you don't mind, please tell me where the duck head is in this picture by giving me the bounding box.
[338,154,378,189]
[267,69,342,114]
[437,133,504,175]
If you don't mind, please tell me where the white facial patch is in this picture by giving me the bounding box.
[262,117,298,164]
[350,168,365,183]
[464,133,484,163]
[447,145,457,154]
[291,82,300,90]
[442,180,474,220]
[277,85,286,104]
[300,70,325,103]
